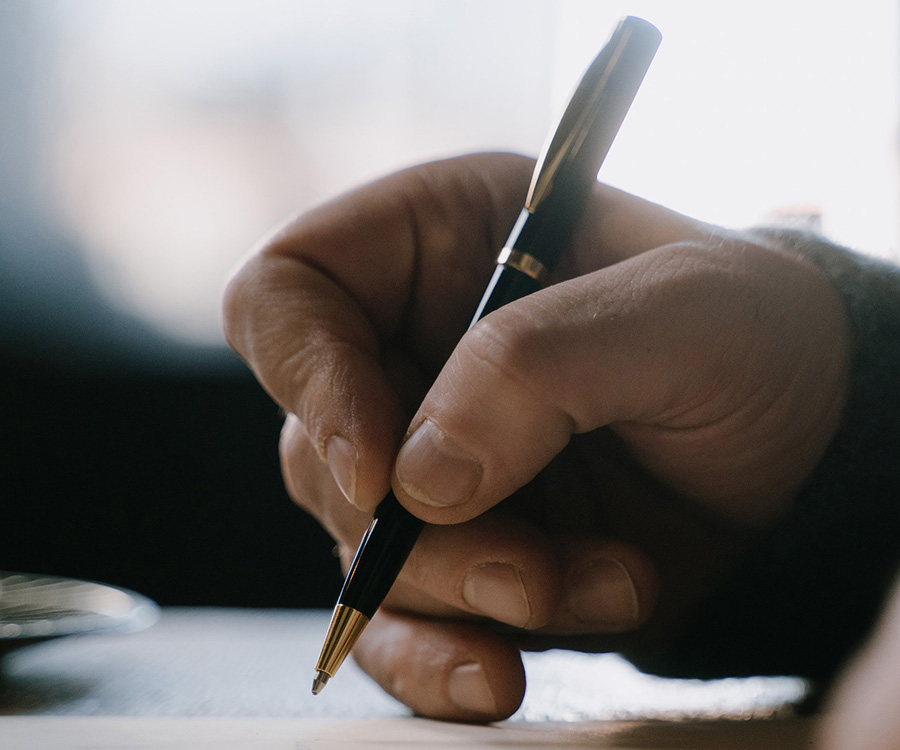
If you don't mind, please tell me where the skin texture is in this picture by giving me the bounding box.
[224,153,854,724]
[818,579,900,750]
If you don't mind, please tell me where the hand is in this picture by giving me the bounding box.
[224,153,851,721]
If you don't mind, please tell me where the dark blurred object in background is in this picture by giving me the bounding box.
[0,211,342,608]
[0,3,340,607]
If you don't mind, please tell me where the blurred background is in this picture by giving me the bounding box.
[2,0,898,607]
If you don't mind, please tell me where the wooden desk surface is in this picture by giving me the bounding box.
[0,608,817,748]
[0,715,818,749]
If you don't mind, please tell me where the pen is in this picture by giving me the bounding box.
[312,15,661,696]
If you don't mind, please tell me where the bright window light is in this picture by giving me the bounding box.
[39,0,900,344]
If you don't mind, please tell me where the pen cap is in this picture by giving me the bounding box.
[522,16,661,267]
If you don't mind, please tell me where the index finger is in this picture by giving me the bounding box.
[223,153,534,510]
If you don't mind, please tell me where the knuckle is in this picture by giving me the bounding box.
[461,309,548,397]
[278,339,355,454]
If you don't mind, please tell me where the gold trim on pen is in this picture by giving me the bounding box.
[312,604,370,692]
[497,247,548,284]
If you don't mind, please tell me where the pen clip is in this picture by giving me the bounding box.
[526,16,661,213]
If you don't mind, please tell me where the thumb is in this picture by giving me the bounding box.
[392,236,845,526]
[391,244,700,525]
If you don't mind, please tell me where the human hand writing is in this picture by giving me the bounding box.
[224,153,851,721]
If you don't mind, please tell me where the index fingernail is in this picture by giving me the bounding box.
[326,435,357,504]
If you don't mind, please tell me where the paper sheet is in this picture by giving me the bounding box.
[0,716,816,750]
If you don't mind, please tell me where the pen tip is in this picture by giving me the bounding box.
[311,671,329,696]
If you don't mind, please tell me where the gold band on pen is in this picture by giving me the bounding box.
[314,604,370,680]
[496,247,548,284]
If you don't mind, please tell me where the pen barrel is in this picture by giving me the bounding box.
[337,492,425,618]
[469,261,543,328]
[469,203,575,328]
[324,15,661,658]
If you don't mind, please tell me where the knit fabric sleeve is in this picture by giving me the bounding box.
[634,229,900,686]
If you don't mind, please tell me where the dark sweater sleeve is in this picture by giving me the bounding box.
[633,229,900,686]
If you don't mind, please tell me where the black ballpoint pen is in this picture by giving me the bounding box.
[312,15,661,696]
